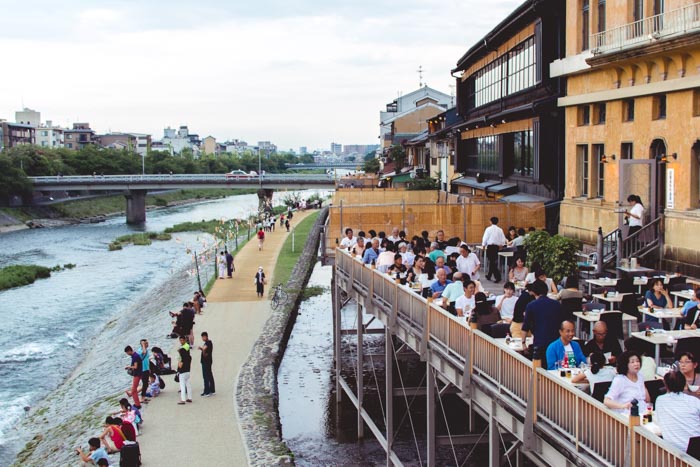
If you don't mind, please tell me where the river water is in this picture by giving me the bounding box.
[0,191,327,465]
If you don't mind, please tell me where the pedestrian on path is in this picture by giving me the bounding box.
[218,251,226,279]
[225,250,234,278]
[285,219,290,232]
[257,228,265,251]
[124,346,142,409]
[177,345,192,405]
[255,266,266,298]
[199,331,215,397]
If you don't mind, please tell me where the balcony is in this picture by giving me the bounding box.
[591,3,700,55]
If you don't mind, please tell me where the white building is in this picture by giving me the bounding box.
[15,108,40,127]
[379,86,452,145]
[35,120,64,148]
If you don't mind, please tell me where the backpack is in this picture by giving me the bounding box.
[119,441,141,467]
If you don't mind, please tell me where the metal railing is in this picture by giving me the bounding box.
[335,248,697,466]
[622,216,662,260]
[591,3,700,54]
[29,173,338,184]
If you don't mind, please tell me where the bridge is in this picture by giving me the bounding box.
[29,174,337,223]
[332,249,697,466]
[285,162,360,170]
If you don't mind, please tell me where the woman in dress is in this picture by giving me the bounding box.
[217,251,226,279]
[254,266,266,298]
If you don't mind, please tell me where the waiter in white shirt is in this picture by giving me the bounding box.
[482,216,506,283]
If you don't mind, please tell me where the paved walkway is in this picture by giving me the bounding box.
[139,211,312,466]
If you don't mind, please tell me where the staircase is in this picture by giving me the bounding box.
[596,216,663,275]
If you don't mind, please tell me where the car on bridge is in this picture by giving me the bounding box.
[225,170,257,180]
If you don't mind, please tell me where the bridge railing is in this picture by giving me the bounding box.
[335,248,698,467]
[29,173,337,184]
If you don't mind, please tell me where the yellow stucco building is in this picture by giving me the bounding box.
[554,0,700,274]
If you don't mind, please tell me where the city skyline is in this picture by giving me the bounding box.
[0,0,523,149]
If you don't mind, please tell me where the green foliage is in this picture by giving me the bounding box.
[407,177,439,191]
[164,220,221,235]
[273,211,320,288]
[363,157,380,173]
[523,231,580,283]
[153,197,168,207]
[0,155,32,204]
[0,265,52,291]
[387,145,406,171]
[110,232,172,249]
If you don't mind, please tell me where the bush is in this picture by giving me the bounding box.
[523,230,551,271]
[0,265,52,291]
[523,231,580,283]
[154,197,168,207]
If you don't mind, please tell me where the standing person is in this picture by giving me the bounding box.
[199,331,215,397]
[217,251,226,279]
[123,346,142,409]
[456,244,481,281]
[285,218,290,232]
[225,250,234,278]
[482,217,506,283]
[624,194,645,237]
[257,228,265,251]
[255,266,266,298]
[177,344,192,405]
[521,280,562,364]
[136,339,150,401]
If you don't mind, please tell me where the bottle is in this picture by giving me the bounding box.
[505,333,511,345]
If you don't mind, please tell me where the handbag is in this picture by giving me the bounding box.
[126,368,134,376]
[174,372,180,383]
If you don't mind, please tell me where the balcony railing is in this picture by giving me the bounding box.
[591,2,700,55]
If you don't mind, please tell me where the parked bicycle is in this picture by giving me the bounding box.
[271,284,289,309]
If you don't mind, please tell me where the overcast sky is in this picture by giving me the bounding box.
[0,0,524,151]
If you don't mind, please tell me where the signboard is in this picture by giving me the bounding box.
[666,168,675,210]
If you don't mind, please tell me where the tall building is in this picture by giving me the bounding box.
[553,0,700,274]
[35,121,64,148]
[299,146,308,155]
[330,142,342,155]
[0,120,35,151]
[63,123,96,150]
[15,108,40,127]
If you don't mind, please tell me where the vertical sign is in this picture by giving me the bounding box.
[666,168,675,210]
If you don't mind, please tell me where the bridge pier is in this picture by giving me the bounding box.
[257,188,274,216]
[125,189,147,224]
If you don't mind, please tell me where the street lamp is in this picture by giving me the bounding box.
[258,147,262,187]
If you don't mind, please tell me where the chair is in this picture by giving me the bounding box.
[485,322,511,339]
[620,293,641,322]
[600,311,624,341]
[583,302,606,312]
[561,297,583,324]
[667,275,687,288]
[687,436,700,461]
[577,252,597,279]
[645,379,666,406]
[674,337,700,360]
[592,381,613,403]
[639,321,664,330]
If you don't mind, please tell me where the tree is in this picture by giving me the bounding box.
[363,157,380,173]
[388,145,406,171]
[0,155,32,204]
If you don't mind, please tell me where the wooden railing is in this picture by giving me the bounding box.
[335,249,698,466]
[622,216,662,261]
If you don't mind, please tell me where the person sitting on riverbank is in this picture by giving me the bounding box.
[145,373,161,398]
[150,346,174,375]
[169,302,195,343]
[99,417,126,453]
[76,437,109,466]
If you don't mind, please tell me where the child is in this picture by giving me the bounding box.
[146,374,161,398]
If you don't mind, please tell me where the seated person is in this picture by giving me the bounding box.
[655,370,700,452]
[546,320,586,370]
[472,292,500,329]
[434,256,452,279]
[398,242,415,267]
[534,269,558,295]
[429,268,452,299]
[455,280,477,318]
[558,275,583,300]
[510,284,535,339]
[685,304,700,330]
[99,417,125,453]
[624,337,658,381]
[508,256,528,283]
[495,282,518,323]
[427,242,446,263]
[441,272,465,307]
[114,417,136,442]
[583,321,622,363]
[682,289,700,317]
[76,437,109,466]
[604,350,650,414]
[645,278,672,309]
[146,374,161,398]
[572,351,617,393]
[150,346,174,374]
[386,253,407,278]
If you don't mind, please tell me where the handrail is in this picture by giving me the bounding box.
[622,216,662,260]
[29,173,336,184]
[335,248,695,466]
[590,2,700,55]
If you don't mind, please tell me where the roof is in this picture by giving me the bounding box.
[405,130,430,145]
[386,86,452,106]
[499,193,551,203]
[453,0,536,73]
[452,176,518,194]
[380,101,448,126]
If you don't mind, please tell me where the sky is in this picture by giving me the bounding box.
[0,0,524,151]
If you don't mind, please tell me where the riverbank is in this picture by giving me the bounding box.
[0,188,256,233]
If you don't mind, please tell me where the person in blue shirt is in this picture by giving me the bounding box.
[362,238,380,265]
[76,437,109,465]
[681,289,700,316]
[522,280,562,361]
[644,278,673,324]
[546,320,587,370]
[430,268,452,298]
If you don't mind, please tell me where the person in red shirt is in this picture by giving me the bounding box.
[257,228,265,251]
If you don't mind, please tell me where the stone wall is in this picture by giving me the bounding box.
[236,207,329,466]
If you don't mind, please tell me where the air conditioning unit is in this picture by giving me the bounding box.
[380,157,387,164]
[410,171,416,179]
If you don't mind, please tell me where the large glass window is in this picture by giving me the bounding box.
[593,144,605,198]
[623,99,635,122]
[470,36,537,108]
[513,130,533,176]
[582,0,590,51]
[597,0,606,32]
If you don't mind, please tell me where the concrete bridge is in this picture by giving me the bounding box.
[29,174,337,223]
[285,162,360,170]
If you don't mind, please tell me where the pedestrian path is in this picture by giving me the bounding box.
[139,210,313,466]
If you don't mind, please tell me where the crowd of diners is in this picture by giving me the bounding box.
[338,223,700,456]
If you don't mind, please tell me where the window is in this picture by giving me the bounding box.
[693,89,700,117]
[577,144,589,197]
[653,94,667,120]
[598,0,606,33]
[66,134,72,140]
[593,144,605,198]
[623,99,635,121]
[66,143,73,149]
[594,103,606,124]
[578,105,590,125]
[582,0,590,51]
[513,130,533,176]
[632,0,644,37]
[469,36,537,108]
[621,142,633,160]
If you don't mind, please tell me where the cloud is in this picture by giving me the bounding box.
[0,0,524,149]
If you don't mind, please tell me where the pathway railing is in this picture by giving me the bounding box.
[335,249,697,466]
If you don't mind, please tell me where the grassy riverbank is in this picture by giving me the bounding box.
[272,211,320,288]
[0,264,75,291]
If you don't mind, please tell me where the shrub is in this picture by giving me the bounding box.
[523,231,579,283]
[0,265,52,291]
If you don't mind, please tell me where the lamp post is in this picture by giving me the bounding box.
[141,152,145,176]
[258,147,262,187]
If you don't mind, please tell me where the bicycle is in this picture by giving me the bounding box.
[271,284,289,309]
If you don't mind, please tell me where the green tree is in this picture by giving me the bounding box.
[388,145,406,171]
[0,155,32,203]
[363,157,380,173]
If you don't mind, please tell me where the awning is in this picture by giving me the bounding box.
[391,173,413,183]
[499,193,552,203]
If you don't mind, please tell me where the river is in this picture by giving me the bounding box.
[0,191,328,465]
